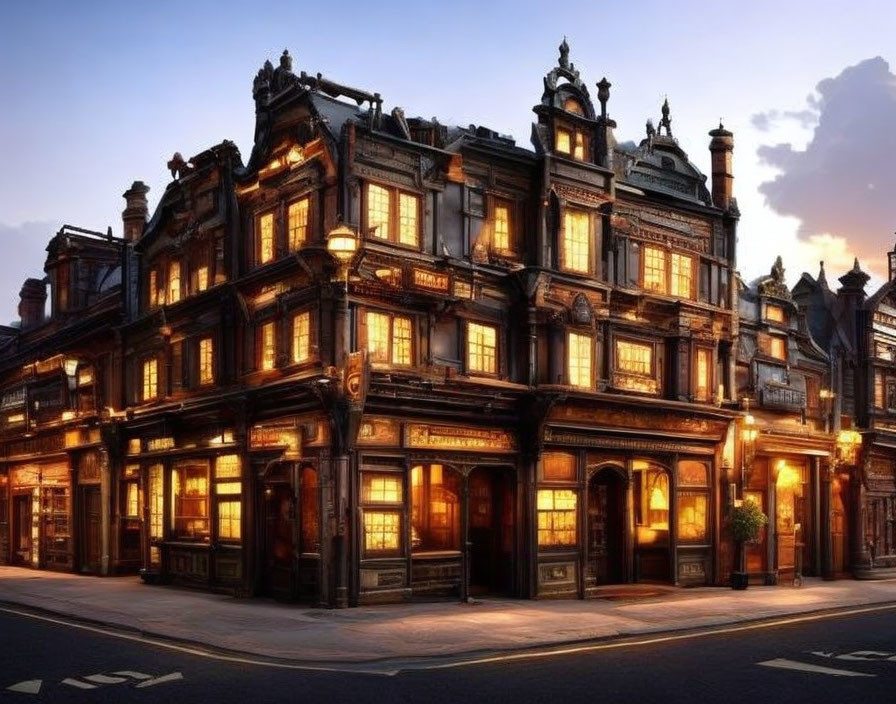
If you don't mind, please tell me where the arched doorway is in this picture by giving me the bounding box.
[587,467,626,584]
[468,466,515,596]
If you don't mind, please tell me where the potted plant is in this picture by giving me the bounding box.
[728,499,768,590]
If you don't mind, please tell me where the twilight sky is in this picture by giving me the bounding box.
[1,0,894,323]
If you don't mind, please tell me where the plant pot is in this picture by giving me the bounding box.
[730,571,749,590]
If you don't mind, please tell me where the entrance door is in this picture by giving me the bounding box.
[776,462,804,577]
[13,494,32,565]
[262,483,295,599]
[468,467,514,595]
[831,478,849,574]
[588,469,625,584]
[79,486,102,573]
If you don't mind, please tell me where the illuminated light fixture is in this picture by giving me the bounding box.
[649,485,667,510]
[61,410,75,421]
[776,461,800,488]
[63,358,79,377]
[326,224,358,264]
[286,145,304,165]
[819,388,835,400]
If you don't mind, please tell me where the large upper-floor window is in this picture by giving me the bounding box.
[365,183,420,247]
[287,197,310,251]
[568,332,593,389]
[167,261,182,304]
[614,339,659,394]
[467,321,498,375]
[364,311,413,365]
[491,199,514,255]
[198,337,214,386]
[142,357,158,401]
[562,210,591,273]
[259,321,276,371]
[258,212,275,264]
[642,245,694,299]
[292,311,311,364]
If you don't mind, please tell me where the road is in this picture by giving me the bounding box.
[2,603,896,702]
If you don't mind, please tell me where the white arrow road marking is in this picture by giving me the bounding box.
[134,672,183,688]
[84,674,129,684]
[836,651,894,660]
[61,678,98,689]
[810,651,834,658]
[111,671,152,680]
[6,680,42,694]
[758,658,876,677]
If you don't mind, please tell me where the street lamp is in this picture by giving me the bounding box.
[63,357,79,413]
[326,224,358,364]
[741,410,758,492]
[836,429,862,465]
[820,388,835,434]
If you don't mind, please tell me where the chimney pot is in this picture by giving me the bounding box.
[708,123,734,211]
[122,181,150,242]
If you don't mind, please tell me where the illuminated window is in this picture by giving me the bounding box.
[392,316,412,365]
[574,132,586,160]
[125,483,139,518]
[199,337,214,385]
[537,489,577,546]
[467,322,498,374]
[287,198,309,250]
[215,455,241,478]
[167,261,181,304]
[769,336,786,361]
[149,464,163,546]
[367,184,391,240]
[362,473,403,503]
[260,321,276,370]
[142,358,158,401]
[875,371,885,409]
[398,193,419,246]
[562,210,590,273]
[196,265,209,293]
[217,499,241,540]
[567,332,593,389]
[677,492,708,543]
[172,461,209,541]
[643,247,667,293]
[616,340,652,376]
[292,311,311,364]
[555,128,571,154]
[633,462,670,543]
[493,202,512,253]
[670,253,693,298]
[149,269,159,307]
[766,303,785,323]
[695,347,711,402]
[411,464,461,552]
[364,311,413,365]
[258,212,274,264]
[363,511,401,554]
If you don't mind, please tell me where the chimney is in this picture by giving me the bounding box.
[18,278,47,328]
[122,181,150,242]
[594,77,617,170]
[708,122,734,210]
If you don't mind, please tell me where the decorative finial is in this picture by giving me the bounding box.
[280,49,292,71]
[558,37,570,69]
[852,257,862,273]
[818,260,828,288]
[596,77,611,119]
[646,118,656,139]
[659,97,672,136]
[771,255,785,282]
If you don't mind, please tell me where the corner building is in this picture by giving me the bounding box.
[87,43,741,604]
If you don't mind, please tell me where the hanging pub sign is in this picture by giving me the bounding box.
[404,423,515,453]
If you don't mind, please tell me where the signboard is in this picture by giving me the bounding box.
[411,267,449,293]
[404,423,515,453]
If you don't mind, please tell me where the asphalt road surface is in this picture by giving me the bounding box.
[2,603,896,702]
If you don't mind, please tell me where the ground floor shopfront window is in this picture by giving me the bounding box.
[411,464,460,552]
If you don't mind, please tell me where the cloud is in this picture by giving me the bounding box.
[750,108,817,132]
[757,57,896,280]
[0,221,59,325]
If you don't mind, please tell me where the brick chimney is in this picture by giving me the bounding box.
[122,181,150,242]
[708,122,734,210]
[18,278,47,328]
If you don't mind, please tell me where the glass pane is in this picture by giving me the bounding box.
[218,499,241,540]
[215,454,241,479]
[567,332,592,388]
[367,184,391,239]
[363,511,401,554]
[362,473,402,503]
[287,198,309,250]
[173,461,209,540]
[259,212,274,263]
[670,253,693,298]
[677,492,708,543]
[536,489,577,547]
[563,211,590,273]
[643,247,667,293]
[398,193,419,246]
[366,312,391,363]
[493,204,511,252]
[292,311,311,363]
[392,316,412,365]
[467,322,497,374]
[411,464,461,552]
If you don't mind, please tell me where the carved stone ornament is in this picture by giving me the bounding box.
[571,293,593,325]
[758,255,792,301]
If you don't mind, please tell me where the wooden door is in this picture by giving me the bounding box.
[588,470,624,584]
[80,486,102,573]
[263,483,295,599]
[468,468,514,595]
[13,494,32,565]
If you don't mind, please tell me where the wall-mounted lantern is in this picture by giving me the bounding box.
[836,429,862,465]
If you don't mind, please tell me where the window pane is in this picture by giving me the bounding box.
[643,247,667,294]
[215,454,241,479]
[678,492,708,543]
[574,131,586,160]
[766,304,785,323]
[493,204,511,252]
[126,482,139,518]
[261,322,276,370]
[770,336,786,360]
[199,337,214,385]
[366,311,391,363]
[259,212,274,264]
[362,473,402,503]
[567,332,593,389]
[392,316,412,365]
[411,464,461,552]
[149,464,163,541]
[616,340,652,376]
[218,499,241,540]
[172,461,209,540]
[142,358,158,401]
[292,311,311,363]
[168,261,181,304]
[364,511,401,554]
[536,489,577,546]
[196,265,209,292]
[149,269,159,307]
[563,211,590,273]
[556,128,571,154]
[215,482,242,495]
[367,184,391,239]
[467,322,497,374]
[287,198,309,250]
[398,193,419,246]
[670,253,693,298]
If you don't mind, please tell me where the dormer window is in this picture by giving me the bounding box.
[555,125,587,161]
[765,303,785,323]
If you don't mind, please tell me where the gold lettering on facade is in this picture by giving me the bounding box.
[412,268,449,292]
[357,417,400,446]
[146,437,175,452]
[404,423,515,452]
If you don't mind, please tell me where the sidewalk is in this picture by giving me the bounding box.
[2,566,895,667]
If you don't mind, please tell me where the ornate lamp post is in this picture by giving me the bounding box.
[327,224,358,364]
[741,405,758,494]
[820,388,835,434]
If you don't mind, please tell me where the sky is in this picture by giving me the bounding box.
[1,0,895,323]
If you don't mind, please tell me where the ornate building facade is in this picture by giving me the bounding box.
[1,43,890,604]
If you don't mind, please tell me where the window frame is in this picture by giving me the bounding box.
[360,470,404,558]
[489,196,516,256]
[641,245,695,300]
[291,309,312,365]
[286,196,310,252]
[536,488,578,548]
[363,181,422,249]
[567,330,594,389]
[465,320,499,377]
[258,320,277,371]
[198,336,214,386]
[362,309,415,367]
[256,210,276,266]
[613,336,660,395]
[560,208,593,274]
[141,356,159,402]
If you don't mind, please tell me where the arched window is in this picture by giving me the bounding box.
[563,97,584,115]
